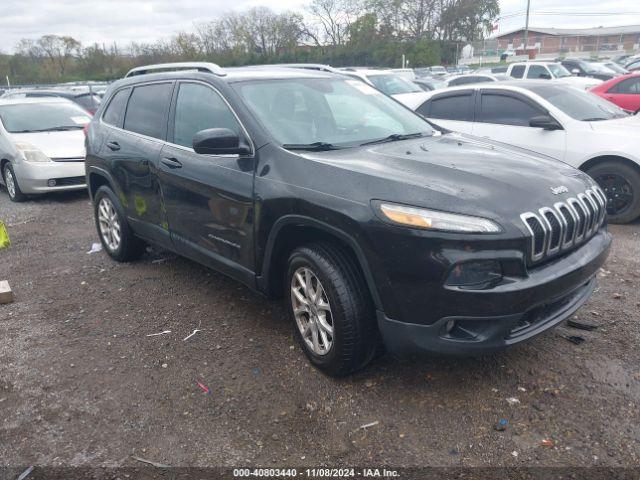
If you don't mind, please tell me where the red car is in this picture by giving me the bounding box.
[590,73,640,114]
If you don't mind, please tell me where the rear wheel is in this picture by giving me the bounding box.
[3,163,27,202]
[93,186,145,262]
[286,242,377,376]
[587,161,640,224]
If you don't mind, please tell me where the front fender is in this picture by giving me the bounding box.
[258,214,385,311]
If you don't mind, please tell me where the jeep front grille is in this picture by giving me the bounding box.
[521,186,606,264]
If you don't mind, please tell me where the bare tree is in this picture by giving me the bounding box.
[37,35,81,76]
[307,0,361,46]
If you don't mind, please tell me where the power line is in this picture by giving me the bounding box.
[498,10,640,20]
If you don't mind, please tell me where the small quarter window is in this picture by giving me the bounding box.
[102,88,130,127]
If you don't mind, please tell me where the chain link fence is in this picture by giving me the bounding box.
[460,34,640,65]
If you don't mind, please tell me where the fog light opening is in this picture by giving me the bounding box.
[445,260,503,289]
[47,179,57,187]
[445,319,456,334]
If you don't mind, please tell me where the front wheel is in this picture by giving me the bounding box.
[286,242,377,377]
[93,186,145,262]
[587,161,640,224]
[3,163,27,202]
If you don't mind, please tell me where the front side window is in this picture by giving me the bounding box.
[0,102,91,133]
[528,84,628,121]
[173,83,242,149]
[233,77,433,146]
[427,94,473,121]
[103,88,130,127]
[527,65,551,79]
[479,93,544,127]
[123,83,173,140]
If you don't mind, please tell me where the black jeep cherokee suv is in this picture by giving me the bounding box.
[85,62,611,376]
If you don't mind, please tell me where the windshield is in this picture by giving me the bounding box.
[604,63,628,74]
[366,74,422,95]
[233,77,433,147]
[0,102,91,133]
[577,61,599,74]
[548,64,572,78]
[528,85,629,121]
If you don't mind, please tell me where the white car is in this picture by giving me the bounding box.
[338,68,426,102]
[401,81,640,223]
[0,97,90,202]
[506,62,602,89]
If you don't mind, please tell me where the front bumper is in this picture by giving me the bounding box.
[12,160,87,194]
[377,230,611,356]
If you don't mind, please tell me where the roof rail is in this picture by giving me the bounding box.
[125,62,226,78]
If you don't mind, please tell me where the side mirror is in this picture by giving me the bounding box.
[193,128,250,155]
[571,68,580,75]
[529,115,563,131]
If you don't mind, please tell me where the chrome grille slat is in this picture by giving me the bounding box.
[521,187,604,264]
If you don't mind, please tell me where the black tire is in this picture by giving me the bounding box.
[587,161,640,224]
[3,163,27,202]
[93,185,145,262]
[286,242,377,377]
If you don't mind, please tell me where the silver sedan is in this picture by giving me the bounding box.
[0,97,91,202]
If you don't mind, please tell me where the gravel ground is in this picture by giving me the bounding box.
[0,188,639,471]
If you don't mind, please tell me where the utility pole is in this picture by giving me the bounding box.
[524,0,531,52]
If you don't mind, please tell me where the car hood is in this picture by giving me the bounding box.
[588,114,640,132]
[555,76,602,89]
[302,133,594,225]
[10,130,86,160]
[392,91,431,108]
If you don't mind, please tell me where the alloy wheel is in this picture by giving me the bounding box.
[97,197,122,251]
[596,173,634,216]
[4,167,16,199]
[291,267,334,356]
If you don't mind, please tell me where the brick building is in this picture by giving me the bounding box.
[496,25,640,55]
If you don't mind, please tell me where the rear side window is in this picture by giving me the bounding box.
[172,83,242,148]
[510,65,525,79]
[479,93,545,126]
[102,89,129,126]
[422,93,473,121]
[123,83,173,139]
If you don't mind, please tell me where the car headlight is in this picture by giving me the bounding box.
[14,142,51,163]
[378,202,502,233]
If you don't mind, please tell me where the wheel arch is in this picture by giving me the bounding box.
[258,215,383,311]
[0,158,10,182]
[579,155,640,175]
[87,166,117,201]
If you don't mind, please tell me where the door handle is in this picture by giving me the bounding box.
[106,141,120,151]
[161,157,182,169]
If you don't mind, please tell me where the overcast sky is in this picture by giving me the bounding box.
[2,0,640,52]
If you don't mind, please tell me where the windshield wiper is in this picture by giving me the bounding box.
[44,126,86,131]
[360,132,430,146]
[12,126,85,133]
[282,142,341,151]
[582,117,608,122]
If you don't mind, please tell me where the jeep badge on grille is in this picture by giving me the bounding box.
[550,185,569,195]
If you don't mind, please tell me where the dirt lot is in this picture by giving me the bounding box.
[1,188,639,471]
